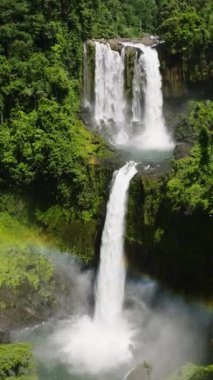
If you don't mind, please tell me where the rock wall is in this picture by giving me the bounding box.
[158,46,212,98]
[84,42,96,106]
[124,46,137,103]
[125,173,213,298]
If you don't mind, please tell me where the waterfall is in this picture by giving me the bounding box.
[94,42,128,144]
[85,41,174,151]
[48,162,138,375]
[137,45,173,150]
[95,161,138,325]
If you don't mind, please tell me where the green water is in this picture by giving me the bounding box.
[38,365,120,380]
[38,365,79,380]
[117,145,174,165]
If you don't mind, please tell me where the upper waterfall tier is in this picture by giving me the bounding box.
[83,38,174,151]
[87,35,163,52]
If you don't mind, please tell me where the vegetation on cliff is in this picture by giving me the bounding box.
[0,210,57,325]
[0,0,181,267]
[0,343,38,380]
[167,101,213,216]
[126,100,213,296]
[0,0,212,249]
[0,0,160,332]
[157,0,213,83]
[0,0,211,305]
[0,0,119,262]
[0,0,211,296]
[167,363,213,380]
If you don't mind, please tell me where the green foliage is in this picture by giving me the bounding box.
[0,0,157,261]
[0,244,53,298]
[143,177,165,226]
[166,363,199,380]
[0,343,37,380]
[167,363,213,380]
[157,0,213,81]
[0,212,56,311]
[127,0,158,33]
[65,0,157,40]
[126,101,213,295]
[0,0,116,243]
[126,177,144,246]
[175,101,213,143]
[5,377,37,380]
[167,101,213,216]
[35,205,98,260]
[167,147,212,213]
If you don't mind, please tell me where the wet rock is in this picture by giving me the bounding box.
[87,35,162,54]
[0,328,11,343]
[126,364,148,380]
[108,40,124,53]
[174,143,192,159]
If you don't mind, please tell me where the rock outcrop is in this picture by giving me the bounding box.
[86,35,162,52]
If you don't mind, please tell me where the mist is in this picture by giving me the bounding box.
[19,252,211,380]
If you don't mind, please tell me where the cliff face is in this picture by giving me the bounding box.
[159,51,187,97]
[85,37,212,102]
[125,172,213,298]
[86,35,161,51]
[158,47,212,98]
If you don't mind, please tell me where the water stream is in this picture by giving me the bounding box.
[87,41,174,151]
[26,162,138,378]
[94,42,127,144]
[129,44,173,150]
[94,161,138,324]
[18,163,211,380]
[15,41,212,380]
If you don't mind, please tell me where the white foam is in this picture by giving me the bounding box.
[90,41,174,151]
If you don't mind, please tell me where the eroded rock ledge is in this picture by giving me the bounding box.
[87,35,162,52]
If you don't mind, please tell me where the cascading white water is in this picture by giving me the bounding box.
[94,42,126,123]
[88,41,174,151]
[36,160,207,379]
[122,42,174,151]
[95,161,138,325]
[94,42,128,144]
[136,45,173,150]
[47,162,138,375]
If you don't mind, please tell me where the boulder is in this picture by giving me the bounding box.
[174,143,192,160]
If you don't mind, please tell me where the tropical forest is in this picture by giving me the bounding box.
[0,0,212,379]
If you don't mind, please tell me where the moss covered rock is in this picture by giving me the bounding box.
[84,41,96,105]
[125,166,213,297]
[124,46,137,102]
